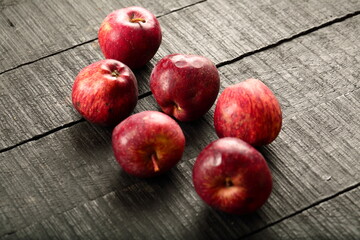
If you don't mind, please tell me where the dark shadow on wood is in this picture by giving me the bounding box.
[65,121,112,155]
[112,169,178,213]
[194,203,269,239]
[256,145,276,165]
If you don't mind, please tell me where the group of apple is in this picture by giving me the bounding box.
[71,7,282,215]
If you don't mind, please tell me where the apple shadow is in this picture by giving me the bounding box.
[66,120,113,155]
[64,120,123,186]
[111,168,179,213]
[178,115,218,160]
[256,145,281,173]
[191,205,268,239]
[133,63,154,94]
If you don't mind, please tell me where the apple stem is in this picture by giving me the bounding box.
[111,70,120,77]
[174,103,182,111]
[130,18,146,23]
[225,177,233,187]
[151,154,160,172]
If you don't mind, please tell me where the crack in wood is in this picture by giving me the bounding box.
[0,7,358,78]
[1,9,359,153]
[1,177,359,238]
[0,91,152,153]
[0,3,358,237]
[0,119,84,153]
[1,9,359,154]
[215,10,360,68]
[0,0,208,76]
[157,0,207,18]
[4,231,15,236]
[238,182,360,239]
[6,18,15,27]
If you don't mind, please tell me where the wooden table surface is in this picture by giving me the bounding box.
[1,0,359,239]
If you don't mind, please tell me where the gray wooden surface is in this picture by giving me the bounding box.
[247,187,360,239]
[0,0,359,239]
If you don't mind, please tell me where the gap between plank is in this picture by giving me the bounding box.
[215,10,360,68]
[2,173,359,238]
[0,119,84,153]
[0,91,151,153]
[239,182,360,239]
[0,0,207,76]
[0,9,358,153]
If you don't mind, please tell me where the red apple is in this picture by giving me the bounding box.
[98,6,162,69]
[214,78,282,146]
[150,54,220,121]
[72,59,138,126]
[112,111,185,177]
[192,137,272,215]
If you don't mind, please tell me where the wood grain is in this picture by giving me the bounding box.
[157,0,360,64]
[0,96,216,237]
[0,0,201,72]
[1,0,360,73]
[1,1,360,238]
[1,85,359,238]
[245,187,360,240]
[1,13,359,152]
[0,41,102,150]
[216,14,360,120]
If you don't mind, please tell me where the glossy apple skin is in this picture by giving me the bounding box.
[150,54,220,121]
[71,59,138,126]
[112,111,185,178]
[98,6,162,69]
[214,78,282,146]
[192,137,272,215]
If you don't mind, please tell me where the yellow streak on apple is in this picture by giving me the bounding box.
[101,21,112,32]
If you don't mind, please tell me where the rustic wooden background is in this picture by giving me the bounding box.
[0,0,359,239]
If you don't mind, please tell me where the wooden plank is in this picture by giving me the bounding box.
[1,13,359,151]
[1,86,359,238]
[0,96,214,236]
[216,15,360,120]
[157,0,360,64]
[245,187,360,240]
[1,0,360,74]
[0,42,102,150]
[0,0,201,72]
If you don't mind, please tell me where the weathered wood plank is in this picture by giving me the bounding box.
[1,13,359,152]
[157,0,360,64]
[1,86,359,238]
[1,1,359,239]
[0,0,201,72]
[1,0,360,73]
[0,96,215,236]
[0,41,102,150]
[216,14,360,120]
[245,187,360,240]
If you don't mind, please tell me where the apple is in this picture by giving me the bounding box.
[150,54,220,121]
[214,78,282,146]
[112,111,185,177]
[98,6,162,69]
[192,137,272,215]
[72,59,138,126]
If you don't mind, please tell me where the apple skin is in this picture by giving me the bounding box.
[150,54,220,121]
[98,6,162,69]
[192,137,272,215]
[214,78,282,146]
[71,59,138,126]
[112,111,185,178]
